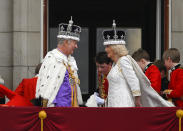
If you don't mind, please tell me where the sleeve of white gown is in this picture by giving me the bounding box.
[119,56,141,96]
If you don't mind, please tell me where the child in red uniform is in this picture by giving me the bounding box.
[162,48,183,107]
[132,48,161,94]
[14,77,38,101]
[0,63,41,107]
[0,84,33,106]
[154,60,169,99]
[14,63,41,101]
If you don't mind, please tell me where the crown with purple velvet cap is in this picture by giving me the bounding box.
[57,16,81,41]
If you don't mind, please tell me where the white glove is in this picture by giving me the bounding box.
[94,92,104,105]
[94,92,99,96]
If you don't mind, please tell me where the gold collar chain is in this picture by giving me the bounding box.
[64,63,80,85]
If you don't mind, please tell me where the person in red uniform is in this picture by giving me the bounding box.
[0,63,41,107]
[96,52,112,100]
[162,48,183,107]
[0,84,33,106]
[91,52,112,106]
[154,60,169,99]
[15,63,41,101]
[132,48,161,94]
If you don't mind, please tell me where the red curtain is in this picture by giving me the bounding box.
[0,107,182,131]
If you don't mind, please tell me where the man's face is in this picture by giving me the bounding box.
[96,62,111,75]
[65,40,78,55]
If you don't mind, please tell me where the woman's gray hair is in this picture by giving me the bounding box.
[110,44,128,57]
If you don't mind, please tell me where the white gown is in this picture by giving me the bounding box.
[107,56,141,107]
[107,55,174,107]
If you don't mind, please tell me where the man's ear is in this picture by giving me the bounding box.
[140,58,146,64]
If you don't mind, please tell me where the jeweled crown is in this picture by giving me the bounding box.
[103,20,126,45]
[57,16,81,41]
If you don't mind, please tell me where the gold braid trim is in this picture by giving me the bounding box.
[42,99,48,107]
[132,90,141,96]
[117,63,122,73]
[100,75,107,99]
[64,63,79,107]
[63,63,80,85]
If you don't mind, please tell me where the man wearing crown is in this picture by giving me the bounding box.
[36,17,83,107]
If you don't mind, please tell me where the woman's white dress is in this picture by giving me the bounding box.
[107,55,174,107]
[107,56,141,107]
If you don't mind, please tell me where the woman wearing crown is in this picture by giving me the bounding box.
[103,20,174,107]
[35,17,83,107]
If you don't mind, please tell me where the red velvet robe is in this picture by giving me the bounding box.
[167,67,183,107]
[15,77,38,101]
[145,65,161,94]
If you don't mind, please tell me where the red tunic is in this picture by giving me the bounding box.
[0,92,4,98]
[0,84,33,106]
[15,77,38,101]
[167,67,183,107]
[98,73,108,99]
[145,64,161,94]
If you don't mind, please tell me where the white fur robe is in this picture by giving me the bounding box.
[36,49,83,107]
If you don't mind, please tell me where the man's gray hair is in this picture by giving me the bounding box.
[57,38,65,45]
[57,38,73,45]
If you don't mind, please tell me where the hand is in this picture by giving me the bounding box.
[42,99,48,107]
[163,89,172,95]
[135,96,141,107]
[94,93,104,105]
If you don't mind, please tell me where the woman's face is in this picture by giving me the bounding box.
[105,45,116,62]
